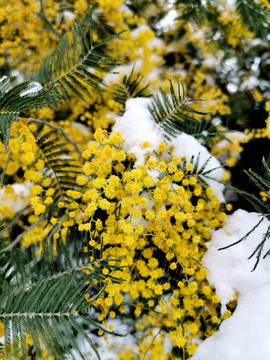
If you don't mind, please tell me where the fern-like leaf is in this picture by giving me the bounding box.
[190,118,231,146]
[175,0,212,26]
[0,217,11,283]
[175,0,269,37]
[235,0,269,37]
[34,124,81,211]
[0,112,18,147]
[148,77,217,142]
[182,153,223,188]
[216,157,270,270]
[125,0,149,15]
[0,276,102,359]
[0,233,125,359]
[0,77,61,146]
[113,66,151,115]
[32,10,124,102]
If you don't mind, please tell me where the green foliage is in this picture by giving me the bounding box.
[148,77,205,139]
[0,77,60,146]
[148,77,228,145]
[125,0,150,15]
[0,0,269,357]
[218,157,270,270]
[0,217,11,282]
[0,235,124,359]
[0,12,123,147]
[176,0,215,26]
[113,66,151,115]
[0,11,129,358]
[0,113,17,147]
[33,123,82,212]
[182,153,222,188]
[225,158,270,216]
[32,11,123,102]
[235,0,269,37]
[0,77,59,112]
[175,0,269,37]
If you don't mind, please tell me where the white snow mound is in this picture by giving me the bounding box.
[192,209,270,360]
[112,97,163,167]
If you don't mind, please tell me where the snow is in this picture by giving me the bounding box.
[147,37,163,50]
[20,82,43,97]
[10,70,25,85]
[215,130,249,163]
[112,98,163,167]
[73,122,91,136]
[192,209,270,360]
[111,98,269,358]
[0,183,30,213]
[156,9,178,30]
[131,25,150,39]
[63,10,75,21]
[112,98,225,200]
[170,133,225,202]
[103,61,143,85]
[0,75,11,93]
[67,318,137,360]
[0,75,7,83]
[216,130,249,147]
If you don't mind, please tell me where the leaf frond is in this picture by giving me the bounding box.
[148,77,216,142]
[112,65,152,115]
[0,78,61,146]
[125,0,149,15]
[33,124,81,212]
[0,233,124,359]
[31,10,124,102]
[235,0,269,37]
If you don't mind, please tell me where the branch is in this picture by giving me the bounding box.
[1,215,45,252]
[0,206,32,236]
[20,0,62,39]
[27,117,83,155]
[35,0,62,39]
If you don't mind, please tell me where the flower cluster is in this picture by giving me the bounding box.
[0,119,38,178]
[58,129,232,359]
[1,1,267,358]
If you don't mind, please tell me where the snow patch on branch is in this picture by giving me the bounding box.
[20,82,43,97]
[112,97,163,167]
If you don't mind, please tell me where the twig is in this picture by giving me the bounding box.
[27,117,83,155]
[1,215,45,252]
[0,206,32,237]
[143,329,161,360]
[20,0,62,39]
[0,150,11,188]
[35,0,62,39]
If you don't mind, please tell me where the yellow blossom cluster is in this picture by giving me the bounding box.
[0,119,38,179]
[0,0,164,133]
[239,99,270,143]
[57,129,232,359]
[258,0,270,10]
[0,123,235,358]
[211,131,251,169]
[1,1,263,358]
